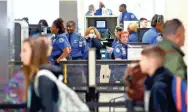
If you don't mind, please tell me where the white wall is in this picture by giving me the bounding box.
[83,0,158,20]
[13,0,59,25]
[77,0,166,35]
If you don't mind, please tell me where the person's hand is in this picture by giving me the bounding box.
[106,46,114,53]
[85,35,89,39]
[57,58,67,63]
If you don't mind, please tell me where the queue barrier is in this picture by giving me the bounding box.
[6,49,143,112]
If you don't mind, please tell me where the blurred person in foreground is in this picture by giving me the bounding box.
[21,37,60,112]
[139,46,177,112]
[124,62,147,101]
[158,18,187,81]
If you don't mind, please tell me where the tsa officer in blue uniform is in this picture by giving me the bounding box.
[94,2,112,15]
[113,31,129,60]
[112,26,124,48]
[49,18,70,65]
[142,14,164,45]
[110,31,129,83]
[66,21,87,60]
[119,4,138,25]
[127,23,139,42]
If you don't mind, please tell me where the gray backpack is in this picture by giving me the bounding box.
[34,69,90,112]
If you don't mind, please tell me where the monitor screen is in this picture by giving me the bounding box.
[137,28,150,42]
[95,20,106,29]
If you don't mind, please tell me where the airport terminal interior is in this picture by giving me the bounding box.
[0,0,188,112]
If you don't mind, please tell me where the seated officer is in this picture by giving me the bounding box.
[119,4,138,25]
[112,26,124,48]
[66,21,87,60]
[142,14,164,45]
[113,31,129,60]
[127,22,139,42]
[110,31,129,83]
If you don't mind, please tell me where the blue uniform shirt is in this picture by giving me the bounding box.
[94,8,102,15]
[49,33,70,62]
[128,32,138,42]
[112,37,119,48]
[66,32,87,58]
[120,11,138,24]
[94,8,112,15]
[113,43,128,59]
[142,27,163,45]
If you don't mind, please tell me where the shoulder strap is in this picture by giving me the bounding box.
[34,69,58,97]
[176,76,182,111]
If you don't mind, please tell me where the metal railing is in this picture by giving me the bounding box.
[5,49,143,112]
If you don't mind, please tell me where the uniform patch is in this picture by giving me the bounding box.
[115,48,120,53]
[131,15,135,19]
[59,38,64,43]
[124,15,127,19]
[156,35,163,43]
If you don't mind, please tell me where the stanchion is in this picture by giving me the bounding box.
[63,64,67,84]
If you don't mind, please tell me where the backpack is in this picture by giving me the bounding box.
[171,76,188,112]
[34,69,90,112]
[124,63,147,101]
[4,70,26,112]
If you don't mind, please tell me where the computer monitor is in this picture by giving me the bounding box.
[137,28,150,42]
[95,20,107,29]
[29,24,41,36]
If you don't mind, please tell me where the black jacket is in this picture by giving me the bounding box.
[28,65,62,112]
[149,67,177,112]
[86,38,102,59]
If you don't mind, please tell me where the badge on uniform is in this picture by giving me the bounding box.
[115,48,120,53]
[156,35,163,43]
[122,48,126,55]
[131,15,135,19]
[74,40,78,44]
[59,38,64,43]
[125,15,127,19]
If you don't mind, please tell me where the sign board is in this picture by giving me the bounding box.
[127,43,148,60]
